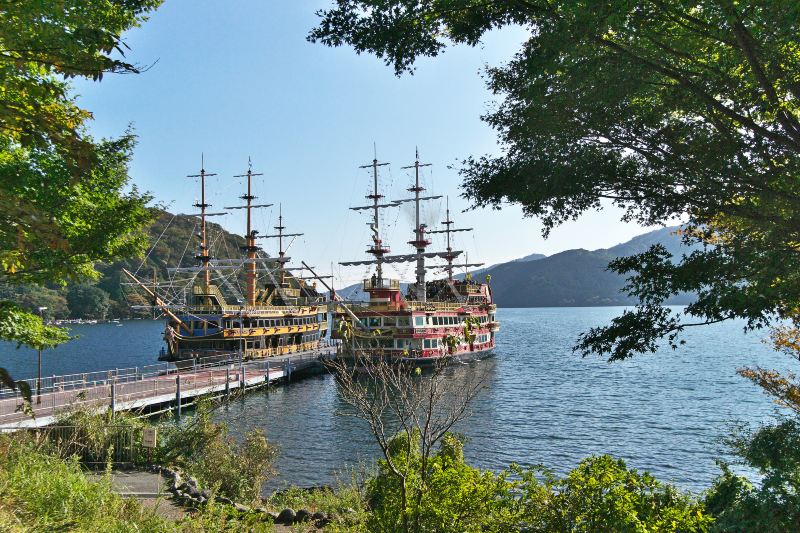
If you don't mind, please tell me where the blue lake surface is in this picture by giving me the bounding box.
[1,307,795,493]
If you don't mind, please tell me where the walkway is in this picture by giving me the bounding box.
[0,348,336,429]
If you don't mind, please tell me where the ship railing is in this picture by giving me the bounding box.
[363,278,400,291]
[180,304,322,315]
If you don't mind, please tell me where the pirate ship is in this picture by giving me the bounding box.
[123,159,329,365]
[333,151,499,363]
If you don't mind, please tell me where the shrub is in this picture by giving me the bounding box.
[365,433,711,533]
[517,455,713,533]
[705,418,800,532]
[157,401,278,503]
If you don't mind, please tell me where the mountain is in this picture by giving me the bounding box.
[513,252,547,262]
[335,226,696,307]
[480,226,696,307]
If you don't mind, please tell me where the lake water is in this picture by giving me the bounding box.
[1,308,795,494]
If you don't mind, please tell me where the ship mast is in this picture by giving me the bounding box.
[359,150,390,283]
[427,196,484,281]
[188,155,217,292]
[443,197,455,281]
[258,203,303,286]
[401,149,432,301]
[234,160,263,306]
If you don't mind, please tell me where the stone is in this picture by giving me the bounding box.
[200,490,211,500]
[234,503,251,513]
[344,507,356,514]
[217,496,232,505]
[255,507,267,514]
[276,508,296,524]
[267,511,279,520]
[312,511,327,521]
[186,477,198,488]
[295,509,312,522]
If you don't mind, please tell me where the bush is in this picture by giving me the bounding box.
[158,401,278,503]
[365,433,712,533]
[517,455,713,533]
[705,418,800,532]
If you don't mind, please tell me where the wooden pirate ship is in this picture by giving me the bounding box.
[333,151,499,363]
[124,158,330,365]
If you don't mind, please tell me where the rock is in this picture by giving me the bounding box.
[234,503,251,513]
[344,507,356,514]
[312,511,327,521]
[200,490,211,500]
[217,496,232,505]
[276,508,296,524]
[296,509,312,522]
[255,507,267,514]
[267,511,279,520]
[185,485,201,498]
[186,477,198,488]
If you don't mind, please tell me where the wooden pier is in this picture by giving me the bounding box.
[0,347,336,430]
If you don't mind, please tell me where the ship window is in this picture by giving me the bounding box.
[415,316,424,326]
[424,339,431,349]
[398,316,410,327]
[369,317,381,327]
[232,321,240,329]
[383,316,396,327]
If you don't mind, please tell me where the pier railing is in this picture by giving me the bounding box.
[0,344,338,428]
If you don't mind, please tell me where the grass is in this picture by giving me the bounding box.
[265,467,371,532]
[0,435,275,532]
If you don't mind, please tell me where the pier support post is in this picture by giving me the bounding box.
[175,375,181,418]
[241,365,246,390]
[225,368,230,398]
[110,378,116,418]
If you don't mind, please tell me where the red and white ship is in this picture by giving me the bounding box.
[333,151,499,364]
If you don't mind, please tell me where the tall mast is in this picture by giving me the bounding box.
[276,204,286,284]
[401,148,432,301]
[443,197,454,281]
[256,202,302,287]
[188,155,217,291]
[233,159,263,306]
[358,149,389,283]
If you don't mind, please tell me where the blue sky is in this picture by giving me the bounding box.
[74,0,650,287]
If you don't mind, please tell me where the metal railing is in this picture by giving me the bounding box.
[363,278,400,290]
[0,343,340,427]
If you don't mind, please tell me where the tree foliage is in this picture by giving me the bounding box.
[311,0,800,359]
[0,0,162,407]
[706,419,800,532]
[66,284,111,320]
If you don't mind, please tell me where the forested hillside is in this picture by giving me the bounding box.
[0,211,247,320]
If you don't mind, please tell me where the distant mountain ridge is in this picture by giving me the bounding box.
[336,226,696,307]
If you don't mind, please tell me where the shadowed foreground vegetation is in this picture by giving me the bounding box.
[5,398,799,532]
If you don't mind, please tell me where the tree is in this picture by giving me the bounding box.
[0,0,162,403]
[328,350,486,533]
[310,0,800,360]
[66,284,111,320]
